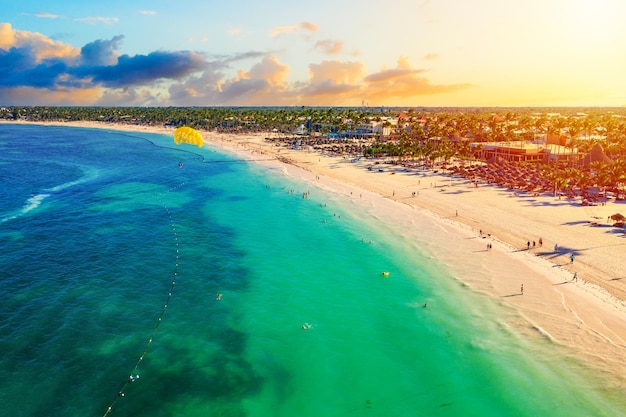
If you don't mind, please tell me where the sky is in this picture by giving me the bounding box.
[2,0,626,107]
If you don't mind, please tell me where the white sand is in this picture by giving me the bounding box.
[8,120,626,388]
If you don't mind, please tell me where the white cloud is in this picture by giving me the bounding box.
[74,16,119,25]
[32,12,63,19]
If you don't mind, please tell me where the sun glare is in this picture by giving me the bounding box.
[562,0,622,43]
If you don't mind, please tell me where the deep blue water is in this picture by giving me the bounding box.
[0,124,624,417]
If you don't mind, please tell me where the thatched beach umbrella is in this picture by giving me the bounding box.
[580,143,613,168]
[609,213,625,222]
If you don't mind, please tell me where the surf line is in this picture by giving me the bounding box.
[101,184,184,417]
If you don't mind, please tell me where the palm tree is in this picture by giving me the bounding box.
[570,168,592,198]
[565,117,583,167]
[607,160,626,200]
[591,161,612,204]
[542,165,569,197]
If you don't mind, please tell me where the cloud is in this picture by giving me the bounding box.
[168,55,292,106]
[0,85,102,106]
[300,79,361,104]
[76,50,208,88]
[271,21,318,37]
[98,86,161,106]
[0,49,70,88]
[0,23,79,61]
[32,12,62,19]
[139,10,156,16]
[246,55,289,87]
[308,60,363,85]
[0,24,208,100]
[80,35,123,66]
[422,53,439,61]
[217,50,274,67]
[299,60,363,104]
[362,56,470,102]
[299,21,318,33]
[74,16,119,25]
[314,40,343,55]
[0,24,470,106]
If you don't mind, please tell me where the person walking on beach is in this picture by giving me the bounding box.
[572,272,578,282]
[520,284,524,295]
[570,254,575,263]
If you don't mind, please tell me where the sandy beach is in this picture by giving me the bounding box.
[7,120,626,388]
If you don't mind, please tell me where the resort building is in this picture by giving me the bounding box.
[471,141,578,164]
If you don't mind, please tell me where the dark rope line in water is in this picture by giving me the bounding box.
[112,130,276,164]
[101,185,182,417]
[98,133,272,416]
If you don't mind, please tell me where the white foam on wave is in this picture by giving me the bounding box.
[2,195,38,223]
[1,168,99,224]
[24,193,50,213]
[1,193,51,224]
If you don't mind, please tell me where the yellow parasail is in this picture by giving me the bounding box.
[173,126,203,148]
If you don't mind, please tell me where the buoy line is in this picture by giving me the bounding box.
[101,183,185,417]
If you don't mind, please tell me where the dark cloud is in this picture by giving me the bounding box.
[0,47,36,75]
[219,78,269,101]
[0,48,70,88]
[80,35,123,66]
[73,50,207,88]
[24,60,71,88]
[0,31,208,92]
[220,50,271,65]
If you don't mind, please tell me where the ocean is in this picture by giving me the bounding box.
[0,124,623,417]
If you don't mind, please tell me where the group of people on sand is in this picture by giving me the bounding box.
[479,229,493,250]
[526,238,544,250]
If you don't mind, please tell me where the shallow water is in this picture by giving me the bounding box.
[0,124,624,417]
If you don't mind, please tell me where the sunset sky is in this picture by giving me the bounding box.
[2,0,626,107]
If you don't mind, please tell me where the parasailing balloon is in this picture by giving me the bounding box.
[173,126,203,148]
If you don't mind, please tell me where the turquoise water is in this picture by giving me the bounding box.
[0,124,623,417]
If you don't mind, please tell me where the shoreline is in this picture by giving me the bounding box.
[5,120,626,389]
